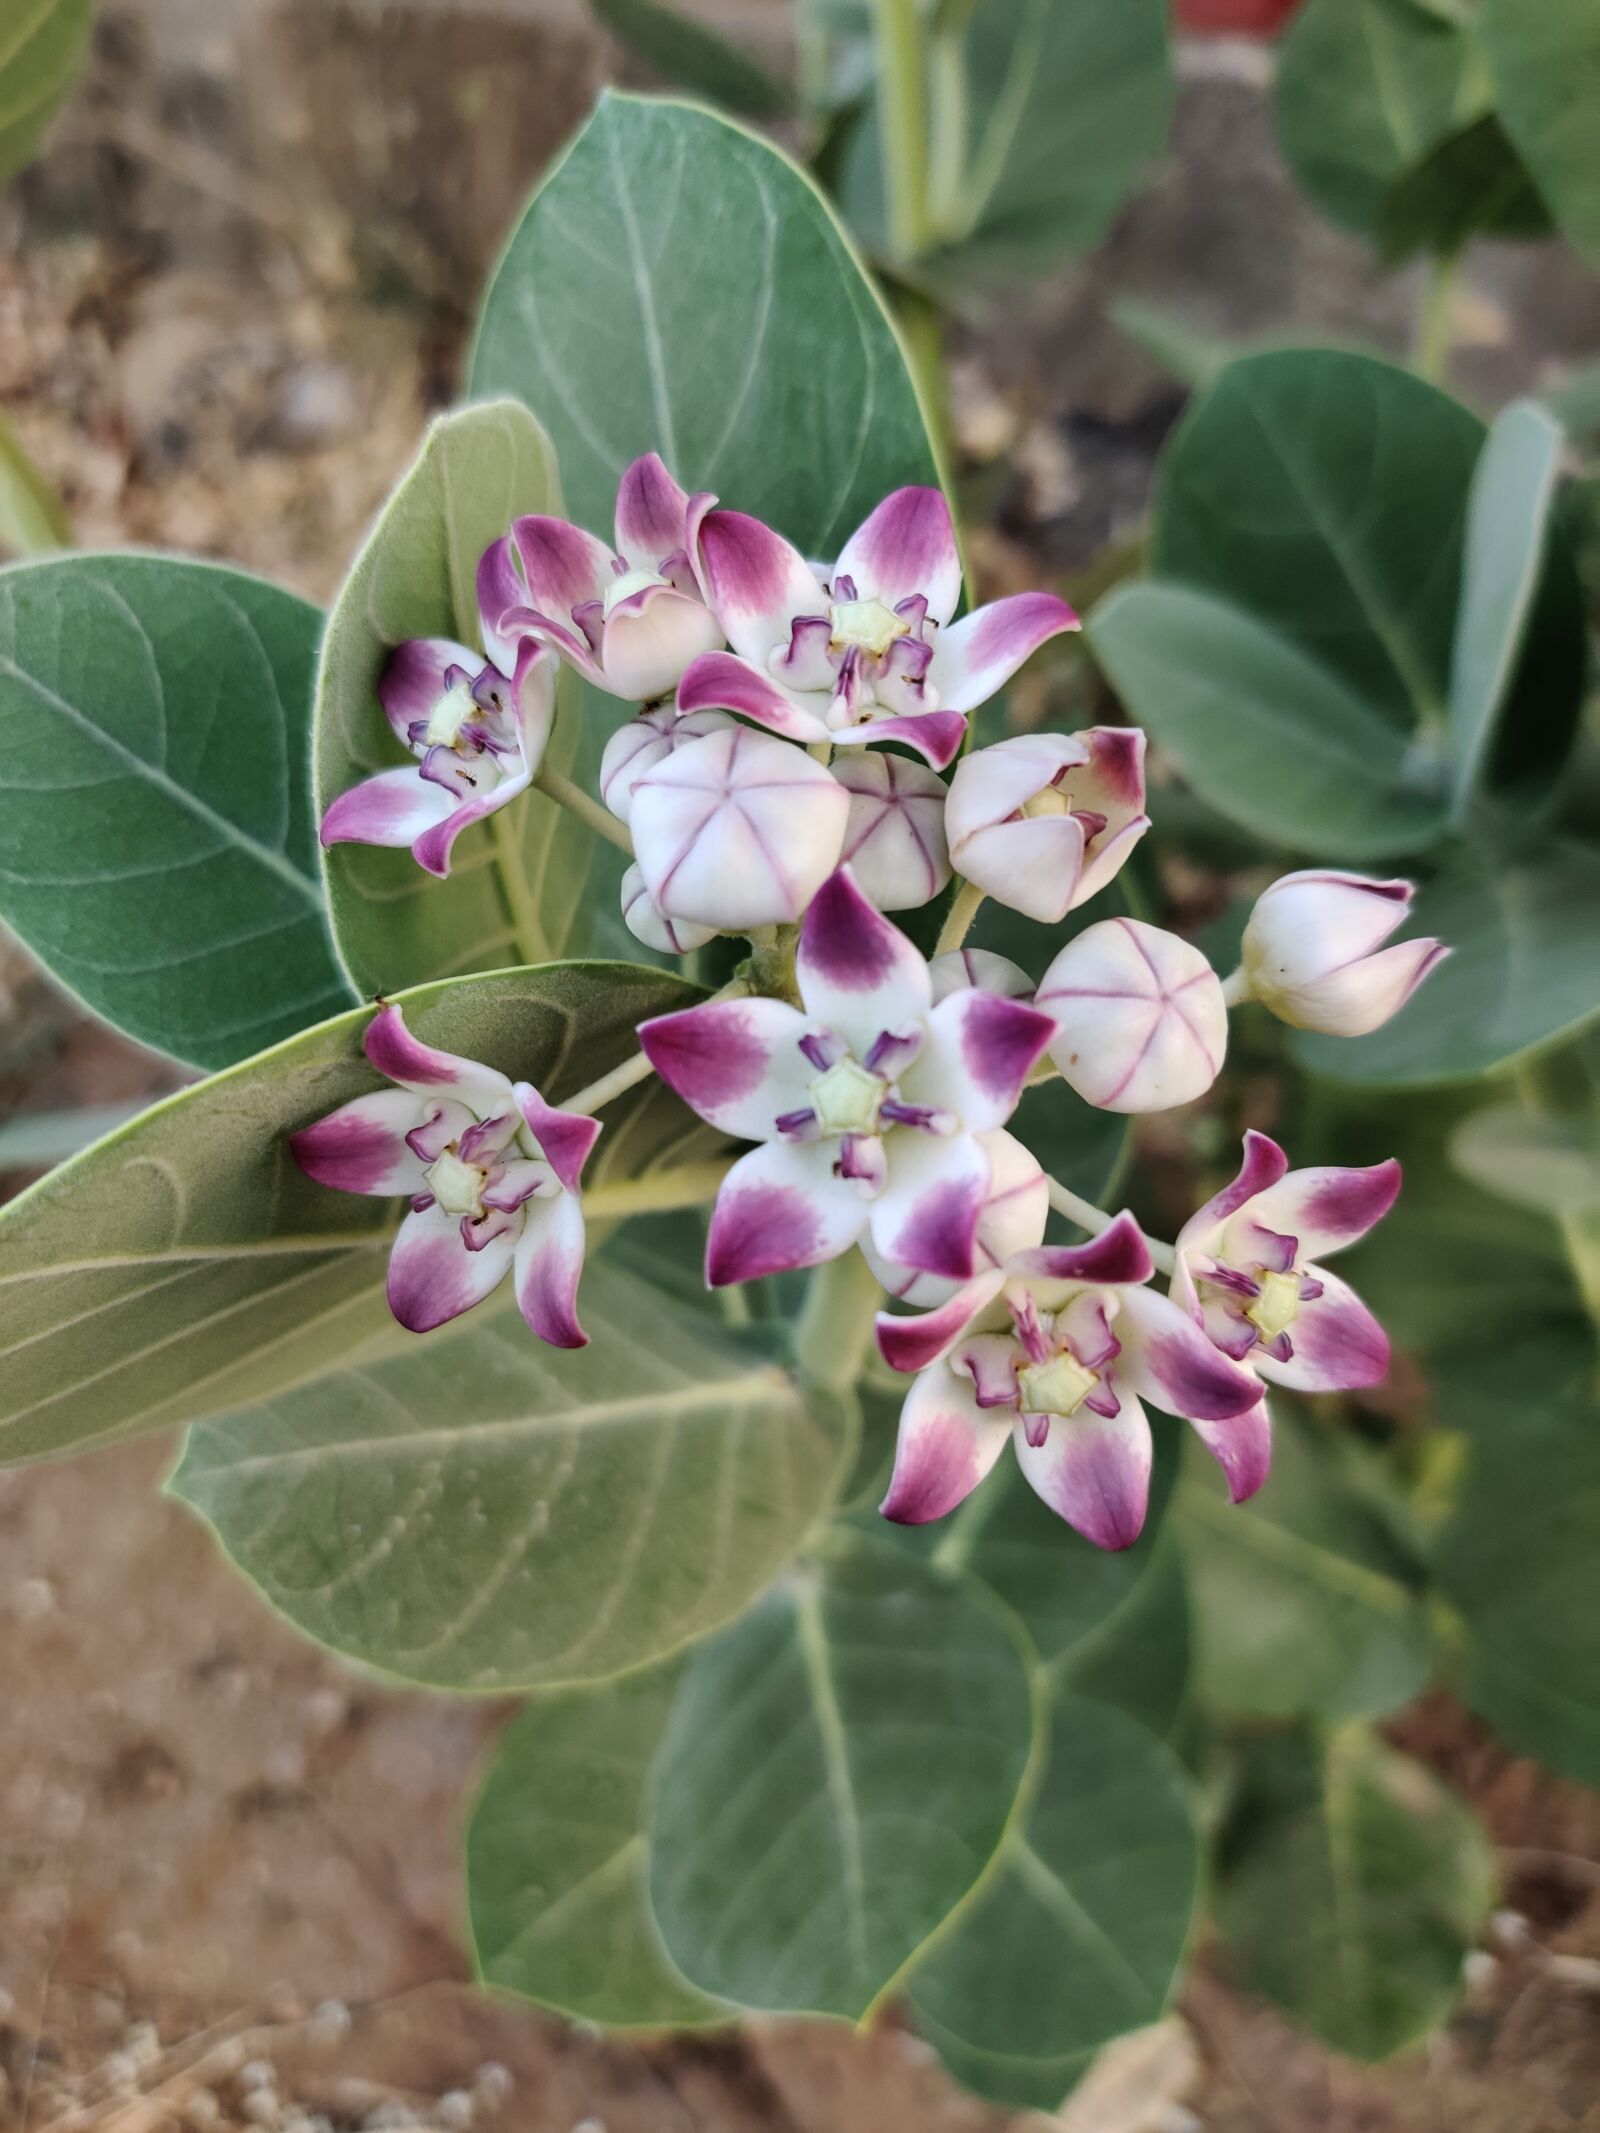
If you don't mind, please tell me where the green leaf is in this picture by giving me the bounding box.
[314,400,594,1000]
[0,0,90,185]
[1450,1102,1600,1218]
[0,410,69,555]
[1088,584,1448,860]
[171,1261,853,1693]
[906,1695,1200,2112]
[1177,1416,1433,1722]
[0,554,354,1069]
[1377,113,1554,262]
[647,1535,1039,2018]
[1216,1724,1495,2059]
[468,1657,726,2025]
[1110,298,1245,391]
[1291,844,1600,1086]
[1436,1400,1600,1786]
[0,961,711,1465]
[1273,0,1480,243]
[0,1101,147,1169]
[469,93,939,553]
[1480,0,1600,265]
[590,0,792,118]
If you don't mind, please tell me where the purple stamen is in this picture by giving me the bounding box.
[1299,1275,1325,1301]
[775,1105,821,1140]
[1009,1291,1052,1366]
[799,1030,844,1073]
[1022,1412,1050,1449]
[879,1098,955,1135]
[863,1025,923,1079]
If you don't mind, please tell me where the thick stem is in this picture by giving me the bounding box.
[872,0,934,263]
[1414,250,1461,385]
[584,1160,735,1220]
[934,878,986,958]
[1046,1175,1177,1275]
[535,762,633,853]
[794,1250,883,1391]
[1220,965,1251,1008]
[561,979,750,1119]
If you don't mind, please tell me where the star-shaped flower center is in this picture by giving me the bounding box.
[1018,1348,1100,1419]
[810,1056,885,1136]
[831,596,909,657]
[423,678,480,750]
[425,1146,489,1218]
[1245,1267,1302,1342]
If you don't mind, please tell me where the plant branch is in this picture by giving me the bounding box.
[562,980,749,1118]
[934,878,985,958]
[584,1160,735,1220]
[872,0,935,263]
[535,762,633,852]
[794,1250,883,1391]
[1046,1175,1177,1275]
[1414,249,1461,385]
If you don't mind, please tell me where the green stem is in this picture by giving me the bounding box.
[1414,250,1462,385]
[872,0,934,263]
[564,978,748,1118]
[795,1251,884,1392]
[1220,965,1251,1009]
[585,1161,735,1220]
[934,878,986,958]
[535,762,633,853]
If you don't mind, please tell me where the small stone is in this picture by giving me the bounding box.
[472,2065,512,2109]
[307,1999,351,2047]
[186,2092,221,2128]
[436,2091,473,2130]
[240,2061,277,2092]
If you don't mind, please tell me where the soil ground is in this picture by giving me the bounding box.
[3,8,1599,2129]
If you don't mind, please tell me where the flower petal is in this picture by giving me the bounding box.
[1038,917,1227,1114]
[1236,1157,1402,1263]
[1253,1267,1389,1392]
[905,986,1057,1132]
[696,508,829,664]
[834,750,951,912]
[864,1126,1046,1306]
[879,1363,1011,1524]
[638,996,816,1139]
[377,637,479,747]
[795,866,932,1054]
[290,1089,428,1196]
[410,755,534,878]
[513,1084,601,1196]
[705,1137,871,1285]
[833,486,962,628]
[511,514,614,617]
[1273,940,1450,1037]
[928,948,1036,1004]
[1009,1210,1156,1290]
[870,1126,991,1282]
[1189,1395,1273,1506]
[614,451,692,570]
[1175,1129,1292,1265]
[833,711,968,769]
[601,582,724,702]
[926,591,1080,714]
[320,767,456,851]
[476,540,525,670]
[1113,1282,1263,1421]
[362,1002,514,1108]
[1013,1393,1152,1551]
[386,1198,517,1333]
[875,1268,1007,1374]
[514,1189,589,1348]
[675,649,833,744]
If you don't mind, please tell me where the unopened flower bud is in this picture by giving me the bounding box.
[1240,871,1447,1036]
[833,751,951,910]
[944,728,1147,924]
[1037,918,1226,1112]
[599,705,734,823]
[928,948,1034,1003]
[620,864,717,954]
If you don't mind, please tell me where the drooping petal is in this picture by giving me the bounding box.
[1189,1394,1273,1505]
[905,986,1057,1133]
[509,638,557,773]
[928,948,1036,1004]
[476,541,525,671]
[879,1363,1012,1524]
[696,508,829,664]
[511,514,614,618]
[1252,1266,1390,1392]
[513,1083,602,1196]
[864,1127,1047,1306]
[614,451,693,571]
[1008,1210,1156,1292]
[377,637,479,748]
[926,591,1080,714]
[320,767,456,851]
[870,1125,991,1282]
[386,1198,517,1333]
[362,1002,514,1109]
[1175,1129,1292,1264]
[411,752,534,878]
[1235,1157,1402,1264]
[832,710,968,770]
[875,1268,1008,1374]
[290,1088,429,1197]
[1013,1393,1152,1551]
[638,996,816,1139]
[834,750,951,912]
[674,649,833,745]
[1112,1282,1263,1421]
[948,805,1089,926]
[600,581,723,702]
[833,486,962,628]
[795,866,933,1055]
[1037,917,1227,1113]
[704,1136,872,1285]
[513,1188,589,1348]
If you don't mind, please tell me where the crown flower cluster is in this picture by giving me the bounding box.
[302,452,1451,1551]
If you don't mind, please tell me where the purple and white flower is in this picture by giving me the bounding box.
[1239,870,1449,1035]
[637,868,1057,1287]
[1037,918,1227,1113]
[833,749,952,911]
[290,1003,599,1347]
[629,724,850,932]
[598,704,735,825]
[945,727,1149,924]
[488,453,724,703]
[876,1213,1263,1550]
[675,486,1078,770]
[863,1126,1048,1307]
[320,631,555,879]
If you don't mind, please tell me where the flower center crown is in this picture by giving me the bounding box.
[1018,1348,1100,1419]
[1246,1268,1302,1342]
[810,1056,885,1135]
[831,597,909,658]
[425,1146,488,1218]
[423,679,479,751]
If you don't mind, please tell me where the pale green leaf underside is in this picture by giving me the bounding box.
[0,961,711,1466]
[469,93,939,554]
[170,1262,854,1693]
[0,0,91,184]
[0,553,354,1069]
[648,1538,1038,2019]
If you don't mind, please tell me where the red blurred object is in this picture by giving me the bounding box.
[1175,0,1302,34]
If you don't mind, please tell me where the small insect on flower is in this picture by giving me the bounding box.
[290,1004,600,1345]
[1238,870,1449,1035]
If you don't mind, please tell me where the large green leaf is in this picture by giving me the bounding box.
[314,400,594,1000]
[1436,1400,1600,1787]
[0,962,710,1465]
[1480,0,1600,265]
[647,1535,1039,2019]
[1177,1418,1432,1722]
[1216,1725,1495,2059]
[590,0,792,119]
[1274,0,1479,242]
[468,1657,725,2025]
[1450,1103,1600,1219]
[171,1261,853,1692]
[0,0,90,184]
[469,94,939,553]
[1377,113,1554,262]
[0,554,354,1069]
[906,1696,1200,2112]
[1291,845,1600,1086]
[1088,584,1448,860]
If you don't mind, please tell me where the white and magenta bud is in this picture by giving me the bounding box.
[1239,871,1448,1036]
[1037,918,1227,1113]
[290,1004,599,1347]
[833,750,952,911]
[928,948,1036,1004]
[630,725,850,931]
[863,1127,1048,1307]
[598,704,736,824]
[620,863,718,955]
[944,728,1148,923]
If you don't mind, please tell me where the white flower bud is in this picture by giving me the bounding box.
[1037,918,1227,1113]
[620,864,718,955]
[944,728,1148,924]
[598,705,734,824]
[832,751,952,911]
[630,725,850,930]
[927,948,1035,1003]
[1241,870,1448,1036]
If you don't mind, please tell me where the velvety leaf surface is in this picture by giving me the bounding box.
[171,1262,852,1692]
[0,555,354,1068]
[1480,0,1600,265]
[648,1537,1038,2018]
[907,1695,1200,2111]
[468,1657,725,2025]
[0,0,90,183]
[470,94,938,553]
[0,963,710,1464]
[1216,1725,1495,2058]
[315,400,592,998]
